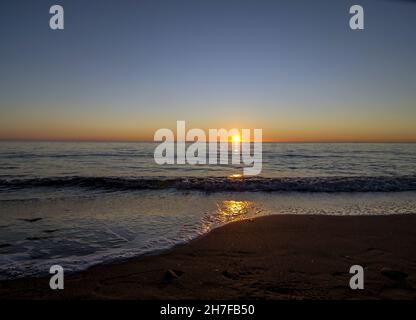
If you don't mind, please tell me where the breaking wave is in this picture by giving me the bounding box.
[1,175,416,192]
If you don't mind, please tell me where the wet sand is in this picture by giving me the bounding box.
[1,214,416,300]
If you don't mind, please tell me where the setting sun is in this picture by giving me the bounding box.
[232,134,241,143]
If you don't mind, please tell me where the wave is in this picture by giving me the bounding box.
[1,175,416,192]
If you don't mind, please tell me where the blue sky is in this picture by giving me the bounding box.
[0,0,415,141]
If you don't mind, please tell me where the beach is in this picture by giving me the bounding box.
[1,214,415,300]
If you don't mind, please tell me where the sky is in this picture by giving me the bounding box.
[0,0,415,142]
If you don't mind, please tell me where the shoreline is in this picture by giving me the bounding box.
[1,214,416,299]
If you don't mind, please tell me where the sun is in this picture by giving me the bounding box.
[232,134,241,143]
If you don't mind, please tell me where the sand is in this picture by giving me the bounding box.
[1,214,416,300]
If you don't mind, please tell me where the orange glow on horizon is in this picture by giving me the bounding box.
[1,134,416,143]
[0,122,416,143]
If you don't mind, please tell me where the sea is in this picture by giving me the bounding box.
[1,142,416,279]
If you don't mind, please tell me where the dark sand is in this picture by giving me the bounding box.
[1,215,416,300]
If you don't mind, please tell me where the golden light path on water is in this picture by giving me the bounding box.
[216,200,252,223]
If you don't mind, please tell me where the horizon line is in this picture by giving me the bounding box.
[1,139,416,144]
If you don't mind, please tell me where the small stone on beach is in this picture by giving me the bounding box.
[162,269,184,282]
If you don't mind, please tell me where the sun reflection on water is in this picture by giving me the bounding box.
[200,199,264,234]
[216,200,252,223]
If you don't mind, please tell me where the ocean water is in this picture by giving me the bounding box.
[1,142,416,279]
